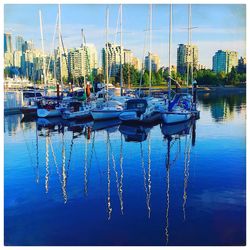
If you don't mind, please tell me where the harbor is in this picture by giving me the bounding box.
[3,2,247,247]
[4,91,246,246]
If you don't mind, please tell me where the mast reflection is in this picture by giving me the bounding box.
[161,118,196,244]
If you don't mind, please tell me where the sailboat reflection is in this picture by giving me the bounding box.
[120,123,155,218]
[103,123,124,219]
[161,118,196,244]
[37,118,81,204]
[119,124,153,142]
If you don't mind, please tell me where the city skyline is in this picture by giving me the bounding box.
[4,4,246,68]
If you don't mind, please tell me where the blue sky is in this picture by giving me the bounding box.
[4,4,246,68]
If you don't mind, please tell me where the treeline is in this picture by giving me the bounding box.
[92,64,246,87]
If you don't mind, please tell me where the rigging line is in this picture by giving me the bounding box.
[46,13,59,77]
[109,137,124,215]
[139,13,150,96]
[107,6,120,81]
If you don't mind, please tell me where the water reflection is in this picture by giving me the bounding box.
[4,92,246,246]
[198,92,246,122]
[24,117,196,243]
[161,119,195,244]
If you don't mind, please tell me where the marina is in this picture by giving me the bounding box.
[4,91,246,246]
[3,2,247,247]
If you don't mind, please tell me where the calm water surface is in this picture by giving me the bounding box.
[4,92,246,246]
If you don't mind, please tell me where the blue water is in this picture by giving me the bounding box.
[4,92,246,246]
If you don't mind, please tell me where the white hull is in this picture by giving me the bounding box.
[162,112,192,124]
[62,110,91,120]
[37,108,62,118]
[91,110,122,120]
[120,110,161,123]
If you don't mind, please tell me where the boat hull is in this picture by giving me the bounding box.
[119,110,161,124]
[21,106,37,116]
[37,108,62,118]
[162,112,192,124]
[62,110,91,120]
[91,110,122,121]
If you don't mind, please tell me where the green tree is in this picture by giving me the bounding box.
[94,73,104,83]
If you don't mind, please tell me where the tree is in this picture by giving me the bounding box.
[94,73,104,83]
[142,71,149,86]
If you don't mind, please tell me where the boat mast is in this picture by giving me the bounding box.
[168,4,172,102]
[120,4,123,96]
[81,28,87,92]
[58,4,64,97]
[149,4,152,96]
[39,10,47,96]
[186,4,191,93]
[105,6,109,101]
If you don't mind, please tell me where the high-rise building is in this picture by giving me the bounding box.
[123,49,133,64]
[68,44,98,79]
[22,40,34,53]
[212,50,238,73]
[177,44,199,75]
[4,52,14,67]
[102,43,123,77]
[55,48,68,80]
[4,33,13,53]
[13,50,22,68]
[131,56,142,71]
[144,52,160,72]
[16,36,24,51]
[238,56,246,73]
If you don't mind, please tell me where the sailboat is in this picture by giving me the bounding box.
[119,5,163,124]
[21,11,45,117]
[37,5,65,118]
[161,5,194,124]
[91,6,124,121]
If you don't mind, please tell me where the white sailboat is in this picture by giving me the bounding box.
[162,4,192,124]
[119,5,163,123]
[91,6,124,121]
[37,5,63,118]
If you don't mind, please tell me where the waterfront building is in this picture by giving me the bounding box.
[55,48,68,81]
[177,44,199,75]
[102,42,123,77]
[16,36,24,51]
[238,56,246,73]
[13,50,22,68]
[4,52,14,67]
[68,44,98,79]
[212,50,238,73]
[131,56,142,71]
[145,52,160,72]
[22,40,34,53]
[124,49,133,64]
[4,33,13,53]
[198,64,207,70]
